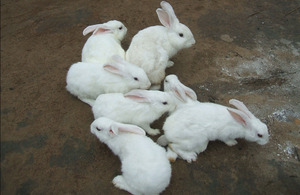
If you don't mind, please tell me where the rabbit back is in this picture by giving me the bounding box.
[92,93,160,125]
[163,102,244,145]
[82,34,125,64]
[66,62,134,101]
[111,134,171,194]
[126,26,170,84]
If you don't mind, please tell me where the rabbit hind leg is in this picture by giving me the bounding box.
[113,175,139,195]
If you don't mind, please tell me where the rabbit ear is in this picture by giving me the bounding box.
[170,81,197,102]
[156,8,172,28]
[179,83,197,101]
[112,123,146,136]
[124,90,151,103]
[83,25,98,36]
[103,62,126,77]
[227,108,250,128]
[160,1,179,26]
[229,99,254,118]
[82,24,113,36]
[111,55,125,65]
[93,27,113,35]
[172,85,187,102]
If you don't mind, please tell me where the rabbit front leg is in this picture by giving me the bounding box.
[157,135,168,146]
[140,124,160,136]
[149,85,161,90]
[224,139,238,146]
[113,175,139,195]
[79,97,96,106]
[166,60,174,68]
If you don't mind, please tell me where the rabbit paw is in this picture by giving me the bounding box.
[157,135,168,146]
[167,61,174,68]
[149,85,161,90]
[147,128,160,136]
[113,175,136,194]
[167,148,178,162]
[113,175,127,190]
[180,152,197,163]
[225,140,238,146]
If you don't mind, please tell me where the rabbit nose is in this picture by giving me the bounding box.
[146,81,151,88]
[191,38,196,45]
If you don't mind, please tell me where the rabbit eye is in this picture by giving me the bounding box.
[257,133,263,138]
[165,79,168,83]
[162,101,168,105]
[134,77,139,81]
[179,33,184,37]
[119,26,123,30]
[96,127,102,131]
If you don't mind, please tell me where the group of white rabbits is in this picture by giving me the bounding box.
[66,1,270,194]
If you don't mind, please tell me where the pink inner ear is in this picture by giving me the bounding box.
[94,28,112,35]
[227,109,247,127]
[175,89,183,99]
[124,95,148,102]
[157,9,171,28]
[118,126,145,136]
[184,87,197,101]
[104,64,118,71]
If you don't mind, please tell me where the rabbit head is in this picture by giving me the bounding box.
[164,74,197,102]
[91,117,146,143]
[104,55,151,89]
[227,99,269,145]
[83,20,127,42]
[124,89,176,114]
[156,1,195,50]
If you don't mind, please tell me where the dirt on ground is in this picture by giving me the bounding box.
[1,0,300,194]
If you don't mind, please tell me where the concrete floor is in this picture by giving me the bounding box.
[1,0,300,194]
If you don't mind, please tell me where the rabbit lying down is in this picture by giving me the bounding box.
[158,99,270,163]
[66,55,151,105]
[91,89,176,135]
[91,117,171,195]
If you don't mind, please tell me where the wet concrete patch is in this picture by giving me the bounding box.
[35,8,92,34]
[198,9,257,48]
[16,179,37,195]
[188,157,259,194]
[49,137,94,167]
[1,134,48,162]
[266,159,300,194]
[1,107,16,115]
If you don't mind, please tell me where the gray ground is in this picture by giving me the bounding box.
[1,0,300,194]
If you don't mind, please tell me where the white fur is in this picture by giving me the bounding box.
[91,117,172,195]
[92,89,176,135]
[126,1,196,87]
[82,20,127,64]
[159,99,270,163]
[66,56,151,105]
[163,74,197,110]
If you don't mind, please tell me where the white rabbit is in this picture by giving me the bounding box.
[163,74,197,108]
[82,20,127,64]
[91,117,172,195]
[158,99,270,163]
[126,1,196,89]
[92,89,176,135]
[66,55,151,105]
